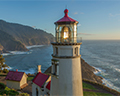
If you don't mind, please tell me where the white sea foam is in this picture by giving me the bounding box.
[2,53,12,56]
[93,66,120,92]
[2,51,32,56]
[93,66,106,75]
[102,78,120,92]
[9,51,31,55]
[114,68,120,73]
[2,66,12,70]
[26,45,44,49]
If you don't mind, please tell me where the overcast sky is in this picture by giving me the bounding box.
[0,0,120,40]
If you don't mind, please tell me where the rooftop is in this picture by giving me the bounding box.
[5,71,25,81]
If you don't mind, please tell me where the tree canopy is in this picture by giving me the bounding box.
[0,55,8,72]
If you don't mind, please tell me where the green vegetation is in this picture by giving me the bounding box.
[0,83,6,89]
[0,82,29,96]
[0,83,19,95]
[0,55,9,73]
[27,76,34,81]
[83,82,96,90]
[19,93,29,96]
[83,82,112,96]
[83,79,120,96]
[83,91,112,96]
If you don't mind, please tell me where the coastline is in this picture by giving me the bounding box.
[1,44,120,92]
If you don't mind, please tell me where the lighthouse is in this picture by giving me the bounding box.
[50,9,83,96]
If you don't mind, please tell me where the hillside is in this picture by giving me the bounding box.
[0,30,28,53]
[0,20,54,46]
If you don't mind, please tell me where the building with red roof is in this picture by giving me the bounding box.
[32,71,51,96]
[5,70,28,90]
[46,81,51,90]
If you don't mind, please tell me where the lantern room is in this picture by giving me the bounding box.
[54,9,79,43]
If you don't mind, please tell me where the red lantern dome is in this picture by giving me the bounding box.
[55,9,78,24]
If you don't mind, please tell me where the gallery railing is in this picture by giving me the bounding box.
[53,37,82,43]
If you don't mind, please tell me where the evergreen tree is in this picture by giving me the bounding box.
[0,54,8,72]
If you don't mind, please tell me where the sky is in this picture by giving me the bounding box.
[0,0,120,40]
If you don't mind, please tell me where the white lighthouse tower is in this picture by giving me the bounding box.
[50,9,83,96]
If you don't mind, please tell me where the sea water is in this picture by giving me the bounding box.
[3,40,120,92]
[81,40,120,92]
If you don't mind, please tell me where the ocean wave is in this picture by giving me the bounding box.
[93,66,120,92]
[2,66,12,70]
[2,53,13,56]
[2,51,32,56]
[18,68,37,74]
[109,65,120,73]
[114,67,120,73]
[93,66,106,75]
[9,51,31,55]
[102,78,120,92]
[26,45,44,49]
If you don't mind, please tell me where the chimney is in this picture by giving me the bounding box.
[38,65,41,73]
[16,69,18,72]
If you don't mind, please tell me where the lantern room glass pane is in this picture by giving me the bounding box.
[55,25,77,43]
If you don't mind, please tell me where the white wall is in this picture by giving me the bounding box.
[53,45,80,57]
[50,76,59,96]
[32,83,43,96]
[44,82,50,96]
[6,80,20,90]
[56,57,83,96]
[20,73,27,87]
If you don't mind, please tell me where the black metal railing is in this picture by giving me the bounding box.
[53,37,82,43]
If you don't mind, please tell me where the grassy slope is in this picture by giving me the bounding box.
[83,82,112,96]
[83,92,112,96]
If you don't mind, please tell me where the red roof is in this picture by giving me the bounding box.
[55,9,78,23]
[46,81,51,90]
[32,72,49,88]
[5,71,25,81]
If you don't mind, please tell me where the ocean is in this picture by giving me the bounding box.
[2,40,120,92]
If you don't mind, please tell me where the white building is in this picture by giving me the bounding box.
[5,70,28,90]
[50,9,83,96]
[32,9,83,96]
[32,65,51,96]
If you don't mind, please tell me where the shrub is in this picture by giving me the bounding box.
[9,90,19,95]
[0,87,19,95]
[4,87,11,91]
[3,69,9,73]
[0,83,6,90]
[27,73,34,76]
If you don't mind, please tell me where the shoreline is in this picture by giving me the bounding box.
[1,45,120,92]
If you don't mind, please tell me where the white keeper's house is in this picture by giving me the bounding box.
[5,70,28,90]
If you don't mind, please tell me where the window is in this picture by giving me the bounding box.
[55,64,57,75]
[56,47,58,55]
[51,59,59,76]
[36,88,38,96]
[75,47,78,55]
